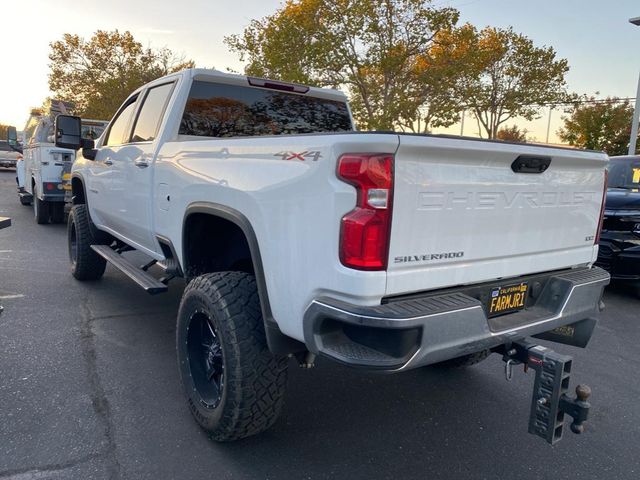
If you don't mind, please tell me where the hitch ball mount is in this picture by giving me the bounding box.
[499,339,591,445]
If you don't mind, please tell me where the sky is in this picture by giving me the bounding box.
[0,0,638,143]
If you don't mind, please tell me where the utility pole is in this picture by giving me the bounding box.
[460,110,465,136]
[629,17,640,155]
[630,71,640,155]
[546,107,553,144]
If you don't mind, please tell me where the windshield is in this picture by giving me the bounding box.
[608,157,640,189]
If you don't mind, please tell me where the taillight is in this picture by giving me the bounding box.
[337,154,394,270]
[594,168,608,245]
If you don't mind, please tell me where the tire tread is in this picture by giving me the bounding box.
[68,204,106,281]
[179,272,288,441]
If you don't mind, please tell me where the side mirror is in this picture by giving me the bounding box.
[55,115,82,150]
[81,138,97,160]
[7,126,17,146]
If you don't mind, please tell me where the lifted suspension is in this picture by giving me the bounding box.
[497,339,592,445]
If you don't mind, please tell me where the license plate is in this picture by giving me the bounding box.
[488,282,528,317]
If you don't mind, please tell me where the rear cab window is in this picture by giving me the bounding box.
[81,122,106,140]
[179,80,353,138]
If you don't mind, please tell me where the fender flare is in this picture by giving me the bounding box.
[183,202,305,355]
[70,173,88,204]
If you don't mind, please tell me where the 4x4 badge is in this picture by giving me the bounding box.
[274,151,322,162]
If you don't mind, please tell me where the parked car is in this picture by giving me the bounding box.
[59,68,609,444]
[0,140,20,168]
[596,155,640,294]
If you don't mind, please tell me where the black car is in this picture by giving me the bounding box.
[596,155,640,293]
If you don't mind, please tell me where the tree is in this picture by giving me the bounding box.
[396,23,479,133]
[48,30,194,119]
[463,27,571,139]
[496,124,527,142]
[558,98,638,155]
[225,0,462,131]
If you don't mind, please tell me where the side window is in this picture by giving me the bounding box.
[105,97,138,147]
[131,83,174,143]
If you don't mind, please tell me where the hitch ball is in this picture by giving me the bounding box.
[558,384,592,435]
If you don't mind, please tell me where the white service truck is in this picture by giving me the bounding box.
[56,68,609,444]
[18,112,106,223]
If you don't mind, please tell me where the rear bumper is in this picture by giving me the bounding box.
[40,194,65,202]
[596,232,640,282]
[0,160,16,168]
[303,267,610,371]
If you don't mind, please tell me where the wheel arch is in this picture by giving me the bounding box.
[183,202,304,355]
[71,174,87,205]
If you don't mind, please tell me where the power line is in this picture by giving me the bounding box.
[535,97,637,107]
[460,97,637,110]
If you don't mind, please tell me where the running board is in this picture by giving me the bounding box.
[91,245,168,295]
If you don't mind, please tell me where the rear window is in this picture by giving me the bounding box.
[608,158,640,189]
[81,123,106,140]
[179,80,352,138]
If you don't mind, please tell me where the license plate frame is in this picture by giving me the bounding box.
[488,282,528,318]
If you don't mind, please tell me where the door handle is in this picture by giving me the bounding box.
[134,159,149,168]
[104,159,113,166]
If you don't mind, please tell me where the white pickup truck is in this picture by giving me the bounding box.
[56,68,609,444]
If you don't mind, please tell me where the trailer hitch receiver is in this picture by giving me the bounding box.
[500,339,592,445]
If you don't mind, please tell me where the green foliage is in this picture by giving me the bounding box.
[226,4,571,136]
[397,23,479,132]
[461,27,571,139]
[496,124,527,143]
[48,30,194,120]
[0,124,8,140]
[225,0,463,131]
[558,98,638,155]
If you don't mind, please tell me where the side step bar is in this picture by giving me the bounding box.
[91,245,168,295]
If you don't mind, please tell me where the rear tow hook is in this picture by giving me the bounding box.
[498,339,592,445]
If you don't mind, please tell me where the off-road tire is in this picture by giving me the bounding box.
[435,349,491,368]
[177,272,288,442]
[50,203,65,224]
[33,186,49,224]
[68,204,106,281]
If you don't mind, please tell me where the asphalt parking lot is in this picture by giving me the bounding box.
[0,168,639,480]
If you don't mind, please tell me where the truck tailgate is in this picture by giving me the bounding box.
[386,135,608,296]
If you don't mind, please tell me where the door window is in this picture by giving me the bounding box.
[105,97,138,146]
[131,83,175,143]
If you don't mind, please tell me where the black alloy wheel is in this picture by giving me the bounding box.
[187,309,225,408]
